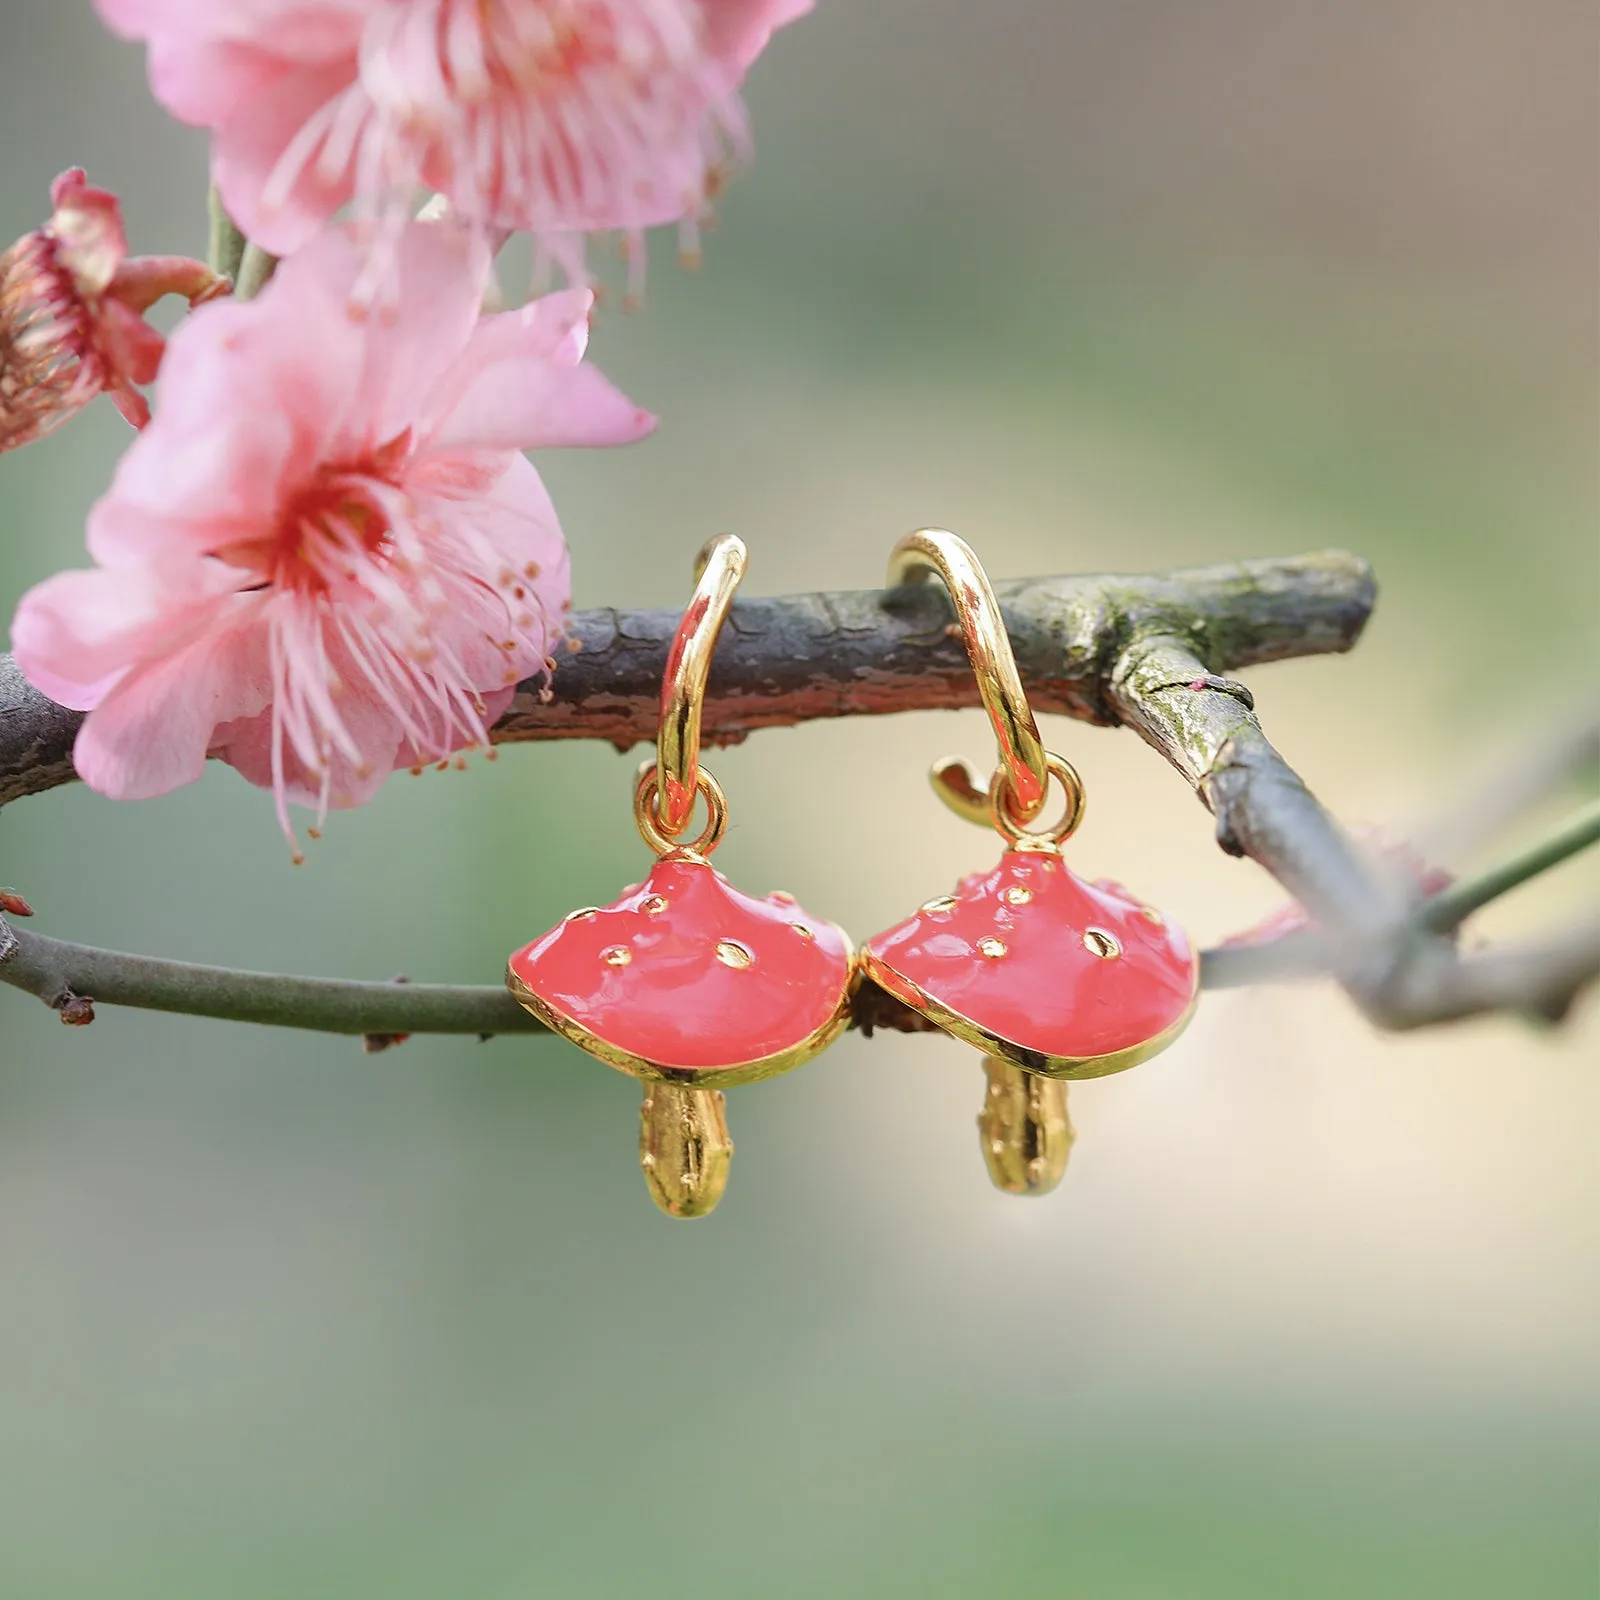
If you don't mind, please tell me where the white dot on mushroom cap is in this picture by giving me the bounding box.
[1083,928,1121,959]
[566,907,600,922]
[922,895,958,914]
[601,945,632,967]
[1139,906,1165,926]
[715,940,754,969]
[791,923,815,940]
[640,895,668,915]
[1001,886,1032,907]
[978,936,1007,959]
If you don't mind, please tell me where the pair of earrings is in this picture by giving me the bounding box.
[506,530,1199,1217]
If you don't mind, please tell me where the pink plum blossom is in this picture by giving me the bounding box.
[0,169,226,453]
[96,0,812,296]
[10,220,654,854]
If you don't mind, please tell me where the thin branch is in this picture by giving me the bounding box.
[1418,797,1600,935]
[233,242,278,300]
[1364,916,1600,1029]
[0,920,1297,1039]
[206,185,246,282]
[0,550,1373,808]
[1203,796,1600,990]
[0,924,540,1036]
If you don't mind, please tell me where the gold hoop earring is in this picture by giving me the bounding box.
[507,535,857,1218]
[863,529,1199,1195]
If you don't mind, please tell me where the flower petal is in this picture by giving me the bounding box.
[10,561,236,708]
[211,56,365,256]
[88,263,368,560]
[72,616,272,800]
[703,0,816,71]
[423,292,656,454]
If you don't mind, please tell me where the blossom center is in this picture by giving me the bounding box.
[219,432,415,596]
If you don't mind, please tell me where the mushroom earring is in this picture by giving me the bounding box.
[861,529,1199,1196]
[506,534,856,1218]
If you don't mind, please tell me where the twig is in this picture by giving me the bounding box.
[0,925,539,1036]
[0,921,1308,1039]
[1363,916,1600,1029]
[233,242,278,300]
[1418,797,1600,935]
[206,186,247,282]
[1204,796,1600,990]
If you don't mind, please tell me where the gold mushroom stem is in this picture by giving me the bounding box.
[977,1055,1073,1196]
[639,1082,734,1218]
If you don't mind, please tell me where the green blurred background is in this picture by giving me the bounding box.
[2,3,1597,1595]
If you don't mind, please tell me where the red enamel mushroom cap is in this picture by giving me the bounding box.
[507,853,856,1087]
[862,847,1197,1079]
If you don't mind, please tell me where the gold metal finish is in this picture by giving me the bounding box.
[888,529,1049,823]
[505,935,860,1090]
[634,763,728,857]
[639,1082,733,1218]
[989,752,1087,848]
[656,532,746,837]
[859,945,1199,1081]
[927,755,998,829]
[977,1056,1074,1195]
[1082,927,1121,959]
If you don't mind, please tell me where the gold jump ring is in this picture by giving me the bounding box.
[989,753,1086,848]
[634,763,729,857]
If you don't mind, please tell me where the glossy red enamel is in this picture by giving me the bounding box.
[508,855,854,1071]
[865,850,1196,1060]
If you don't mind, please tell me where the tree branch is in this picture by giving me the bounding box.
[4,544,1593,1038]
[0,550,1373,807]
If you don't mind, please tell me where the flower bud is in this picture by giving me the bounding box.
[1,169,226,453]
